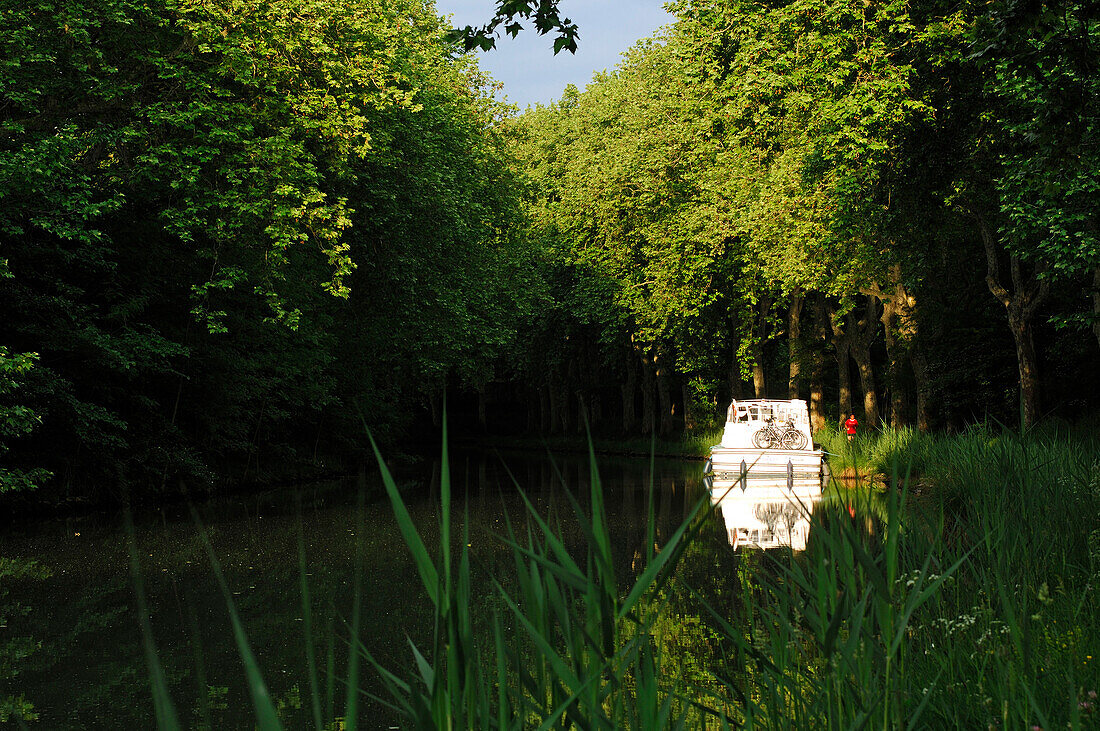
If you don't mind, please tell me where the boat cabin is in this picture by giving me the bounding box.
[718,398,813,450]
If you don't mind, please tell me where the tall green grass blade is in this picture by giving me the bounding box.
[125,509,182,730]
[848,537,889,598]
[325,613,335,724]
[407,637,435,688]
[365,429,440,608]
[497,531,589,592]
[646,433,656,564]
[822,589,849,657]
[492,614,509,730]
[534,672,604,731]
[585,432,613,587]
[188,504,283,730]
[440,415,452,605]
[905,670,942,731]
[353,632,413,695]
[619,496,705,621]
[505,486,587,584]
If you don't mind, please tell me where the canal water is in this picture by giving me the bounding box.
[0,449,823,729]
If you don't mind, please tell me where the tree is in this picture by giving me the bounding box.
[0,0,530,499]
[447,0,580,54]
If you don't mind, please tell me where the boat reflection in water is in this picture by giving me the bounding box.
[707,471,823,551]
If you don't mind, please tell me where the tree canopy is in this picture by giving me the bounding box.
[1,0,1097,504]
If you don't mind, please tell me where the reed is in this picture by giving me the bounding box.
[360,424,1098,728]
[130,421,1098,728]
[360,421,718,727]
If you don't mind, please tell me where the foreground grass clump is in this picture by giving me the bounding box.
[808,423,1100,727]
[364,429,722,728]
[365,426,1098,728]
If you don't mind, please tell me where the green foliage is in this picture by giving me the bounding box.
[0,347,50,492]
[974,0,1100,279]
[507,0,1099,437]
[0,0,533,500]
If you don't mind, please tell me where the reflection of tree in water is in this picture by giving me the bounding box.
[1,556,52,723]
[754,503,785,535]
[782,503,801,536]
[753,502,803,538]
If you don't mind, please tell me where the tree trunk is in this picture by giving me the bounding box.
[852,344,878,427]
[477,385,487,431]
[876,267,931,432]
[809,350,826,434]
[727,338,745,402]
[751,353,766,398]
[836,339,852,419]
[589,392,602,431]
[429,387,443,428]
[809,295,828,432]
[823,299,853,419]
[910,349,932,432]
[1012,318,1042,426]
[878,289,907,428]
[639,349,656,435]
[525,387,538,433]
[621,354,638,433]
[562,359,577,433]
[548,370,563,434]
[788,289,803,399]
[681,383,693,431]
[978,215,1050,428]
[656,350,674,436]
[539,385,550,434]
[850,297,880,426]
[751,296,769,398]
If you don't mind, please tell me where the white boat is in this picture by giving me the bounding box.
[706,399,828,550]
[707,399,826,490]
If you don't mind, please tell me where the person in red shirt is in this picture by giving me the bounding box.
[844,413,858,441]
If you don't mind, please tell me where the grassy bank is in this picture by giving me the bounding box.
[786,423,1100,727]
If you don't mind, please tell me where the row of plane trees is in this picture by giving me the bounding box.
[495,0,1100,436]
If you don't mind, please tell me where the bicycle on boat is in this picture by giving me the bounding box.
[751,416,807,450]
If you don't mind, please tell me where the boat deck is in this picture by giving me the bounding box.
[708,447,827,490]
